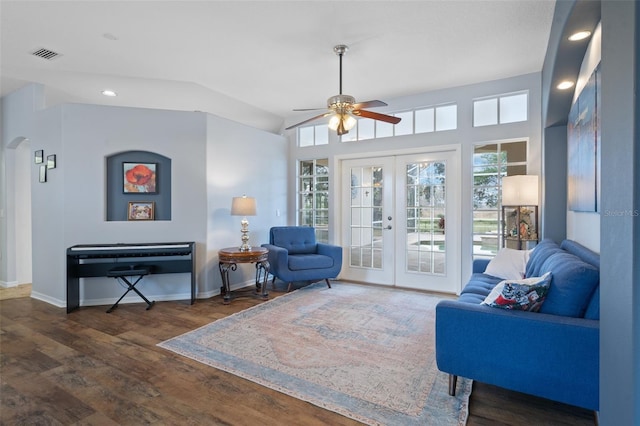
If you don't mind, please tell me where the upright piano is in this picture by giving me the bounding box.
[66,242,196,313]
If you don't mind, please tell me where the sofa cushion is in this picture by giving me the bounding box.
[583,286,600,320]
[485,248,530,280]
[288,254,333,271]
[481,272,552,312]
[461,274,503,295]
[538,252,600,318]
[457,292,487,304]
[525,239,563,278]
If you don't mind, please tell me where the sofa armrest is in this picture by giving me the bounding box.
[472,258,491,273]
[435,300,599,410]
[316,243,343,263]
[261,244,289,273]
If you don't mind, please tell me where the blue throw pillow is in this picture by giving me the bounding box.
[525,239,562,278]
[538,252,600,318]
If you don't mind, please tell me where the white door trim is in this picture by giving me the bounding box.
[333,144,462,293]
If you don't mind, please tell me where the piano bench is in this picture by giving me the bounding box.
[106,266,155,313]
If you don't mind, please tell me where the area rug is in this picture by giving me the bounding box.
[158,282,472,425]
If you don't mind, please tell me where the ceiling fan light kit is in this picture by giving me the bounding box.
[286,44,401,136]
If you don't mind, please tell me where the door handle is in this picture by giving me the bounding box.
[385,225,392,230]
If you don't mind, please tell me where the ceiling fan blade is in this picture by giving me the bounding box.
[285,112,331,130]
[353,109,401,124]
[351,100,387,109]
[293,107,326,111]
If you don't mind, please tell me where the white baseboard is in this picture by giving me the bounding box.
[25,279,260,310]
[80,292,195,307]
[30,291,66,308]
[0,280,19,288]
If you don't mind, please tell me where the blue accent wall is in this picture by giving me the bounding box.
[106,150,172,221]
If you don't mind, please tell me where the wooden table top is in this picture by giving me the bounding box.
[218,246,268,263]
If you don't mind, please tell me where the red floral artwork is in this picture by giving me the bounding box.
[123,163,156,193]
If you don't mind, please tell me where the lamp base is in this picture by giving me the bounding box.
[239,218,251,251]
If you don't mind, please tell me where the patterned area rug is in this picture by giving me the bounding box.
[158,282,472,425]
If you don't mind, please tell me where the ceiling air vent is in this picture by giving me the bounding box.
[30,48,61,60]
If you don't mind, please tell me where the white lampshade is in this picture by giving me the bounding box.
[231,196,257,216]
[328,113,357,133]
[502,175,539,206]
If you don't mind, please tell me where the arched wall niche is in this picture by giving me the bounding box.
[105,150,172,221]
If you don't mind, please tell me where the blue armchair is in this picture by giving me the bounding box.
[261,226,343,292]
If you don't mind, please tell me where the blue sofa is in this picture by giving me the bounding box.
[436,239,600,411]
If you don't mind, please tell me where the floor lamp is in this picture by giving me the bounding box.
[501,175,539,250]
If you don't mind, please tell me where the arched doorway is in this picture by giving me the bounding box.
[1,136,32,293]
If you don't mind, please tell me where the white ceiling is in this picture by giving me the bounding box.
[0,1,555,133]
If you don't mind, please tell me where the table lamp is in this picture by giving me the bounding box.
[231,195,257,251]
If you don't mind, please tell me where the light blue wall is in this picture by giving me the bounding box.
[285,72,543,285]
[1,87,287,306]
[204,114,288,294]
[0,84,45,286]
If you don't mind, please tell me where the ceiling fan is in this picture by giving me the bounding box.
[285,44,401,136]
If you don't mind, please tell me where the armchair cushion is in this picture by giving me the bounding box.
[270,226,317,254]
[289,254,334,271]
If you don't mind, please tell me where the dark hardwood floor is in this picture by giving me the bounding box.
[1,285,596,425]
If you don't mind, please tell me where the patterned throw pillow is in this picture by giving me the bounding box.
[481,272,552,312]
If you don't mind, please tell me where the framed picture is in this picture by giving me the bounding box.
[34,150,44,164]
[127,201,155,221]
[39,165,47,183]
[47,154,56,169]
[123,162,157,193]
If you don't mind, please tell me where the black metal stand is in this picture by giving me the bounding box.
[106,266,155,313]
[218,260,269,305]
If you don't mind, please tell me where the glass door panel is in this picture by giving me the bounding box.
[396,151,460,292]
[341,158,394,284]
[341,150,459,293]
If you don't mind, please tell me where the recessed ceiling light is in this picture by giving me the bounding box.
[557,81,575,90]
[102,90,117,97]
[568,31,592,41]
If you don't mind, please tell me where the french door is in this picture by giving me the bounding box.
[340,149,460,293]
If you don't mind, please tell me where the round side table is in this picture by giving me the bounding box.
[218,246,269,304]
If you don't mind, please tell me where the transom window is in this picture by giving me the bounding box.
[473,92,528,127]
[298,124,329,147]
[342,103,457,142]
